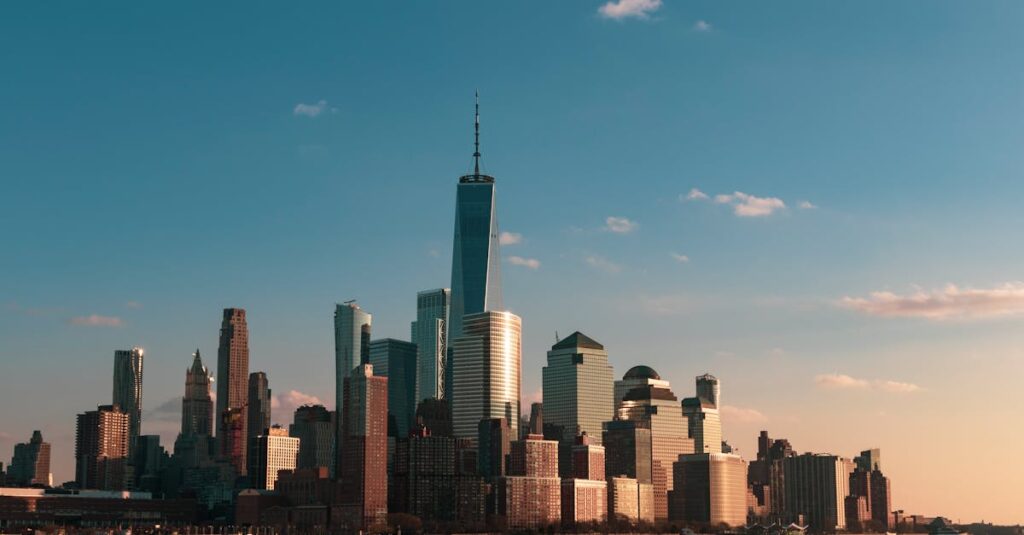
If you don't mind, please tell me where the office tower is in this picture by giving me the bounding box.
[870,470,894,530]
[247,371,271,446]
[562,433,608,526]
[529,402,544,436]
[290,404,335,472]
[748,430,794,519]
[131,435,167,493]
[478,418,512,482]
[181,349,214,437]
[7,430,51,487]
[671,453,748,527]
[415,398,452,437]
[412,288,450,401]
[337,363,388,531]
[334,302,371,450]
[855,448,882,472]
[393,428,457,522]
[603,420,653,485]
[615,366,694,521]
[368,338,418,438]
[448,94,503,346]
[75,405,129,490]
[780,453,855,532]
[112,347,144,453]
[682,374,722,455]
[216,308,250,474]
[450,311,521,442]
[542,332,615,444]
[613,365,673,410]
[499,435,561,529]
[608,476,655,525]
[250,426,299,490]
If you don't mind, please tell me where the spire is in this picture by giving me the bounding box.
[473,91,481,176]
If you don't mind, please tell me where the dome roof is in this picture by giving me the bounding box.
[623,365,661,381]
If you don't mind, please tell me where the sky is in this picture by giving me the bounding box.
[2,0,1024,524]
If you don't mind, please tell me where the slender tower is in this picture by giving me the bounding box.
[216,308,250,474]
[181,349,214,437]
[112,347,144,453]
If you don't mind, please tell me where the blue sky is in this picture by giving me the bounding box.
[3,1,1024,523]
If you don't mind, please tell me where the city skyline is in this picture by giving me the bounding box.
[2,1,1024,525]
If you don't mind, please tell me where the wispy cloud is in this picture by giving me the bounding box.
[585,255,622,274]
[713,191,786,217]
[69,314,123,327]
[272,390,326,418]
[598,0,661,20]
[693,20,713,32]
[815,373,921,393]
[144,397,180,422]
[125,301,143,309]
[683,188,708,201]
[720,405,768,424]
[798,200,818,210]
[604,216,638,234]
[499,231,523,245]
[670,252,690,264]
[507,256,541,270]
[293,100,336,118]
[839,283,1024,320]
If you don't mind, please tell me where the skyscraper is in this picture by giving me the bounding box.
[671,452,748,527]
[562,433,608,526]
[450,311,521,442]
[112,347,144,453]
[682,373,722,455]
[247,371,271,444]
[335,302,371,405]
[289,404,335,473]
[7,430,50,487]
[181,349,214,438]
[216,308,250,474]
[543,332,614,445]
[855,448,882,472]
[615,366,694,522]
[337,363,388,531]
[412,288,450,401]
[448,94,503,346]
[250,426,299,490]
[780,453,855,532]
[477,418,512,482]
[75,405,129,490]
[499,434,562,529]
[368,338,418,438]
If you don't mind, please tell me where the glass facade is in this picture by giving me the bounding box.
[542,332,614,446]
[368,338,418,438]
[449,180,503,344]
[411,288,450,402]
[334,302,372,418]
[112,347,144,453]
[450,311,521,442]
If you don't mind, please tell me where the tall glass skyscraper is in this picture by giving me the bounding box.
[411,288,450,402]
[450,311,521,442]
[449,94,503,344]
[368,338,418,438]
[335,301,372,409]
[112,347,144,453]
[542,331,615,446]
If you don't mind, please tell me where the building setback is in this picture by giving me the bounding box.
[499,434,561,530]
[682,374,722,455]
[216,308,250,476]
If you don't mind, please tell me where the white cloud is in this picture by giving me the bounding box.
[507,256,541,270]
[144,397,181,422]
[69,314,123,327]
[713,191,786,217]
[499,231,523,245]
[598,0,661,20]
[585,255,622,274]
[839,282,1024,320]
[272,390,325,419]
[604,216,638,234]
[693,20,713,32]
[683,188,709,201]
[293,100,336,118]
[815,373,922,394]
[670,252,690,264]
[720,405,768,424]
[798,200,818,210]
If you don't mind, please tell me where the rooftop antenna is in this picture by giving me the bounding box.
[555,330,560,343]
[473,90,481,176]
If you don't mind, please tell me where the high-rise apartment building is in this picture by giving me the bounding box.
[499,434,561,529]
[615,366,694,521]
[562,433,608,526]
[7,430,50,487]
[247,371,271,447]
[780,453,854,532]
[682,374,723,455]
[289,404,335,472]
[671,452,748,527]
[216,308,250,475]
[113,347,144,453]
[249,426,299,490]
[411,288,450,401]
[543,331,614,476]
[181,349,213,438]
[337,363,388,531]
[368,338,418,438]
[448,95,503,346]
[450,311,521,442]
[75,405,129,490]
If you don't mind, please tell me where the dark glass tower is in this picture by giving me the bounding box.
[448,93,503,344]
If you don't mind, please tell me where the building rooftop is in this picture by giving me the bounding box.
[623,365,661,381]
[552,331,604,351]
